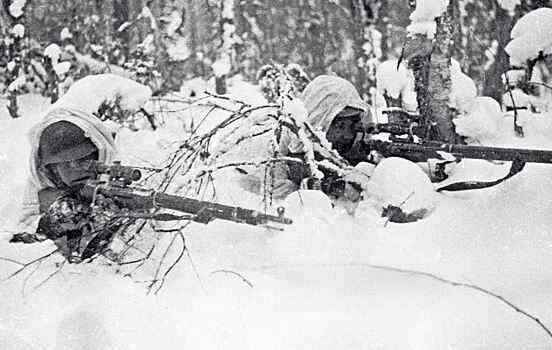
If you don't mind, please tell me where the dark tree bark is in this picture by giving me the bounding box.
[482,2,512,104]
[409,2,456,143]
[426,4,456,143]
[113,0,130,58]
[376,0,390,61]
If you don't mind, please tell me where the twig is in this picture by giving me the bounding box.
[211,269,254,288]
[21,261,42,299]
[147,222,191,294]
[0,257,25,266]
[32,260,67,292]
[1,248,60,283]
[527,81,552,92]
[259,262,552,340]
[154,228,188,294]
[186,248,207,295]
[351,262,552,339]
[384,191,415,227]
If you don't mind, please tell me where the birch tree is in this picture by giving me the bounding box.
[404,0,457,142]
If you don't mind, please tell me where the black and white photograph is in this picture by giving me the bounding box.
[1,0,552,348]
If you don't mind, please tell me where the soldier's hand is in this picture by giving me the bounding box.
[38,188,72,213]
[48,196,91,231]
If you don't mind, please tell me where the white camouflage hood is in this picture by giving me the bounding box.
[19,107,118,227]
[301,75,371,133]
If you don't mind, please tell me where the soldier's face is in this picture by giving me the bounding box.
[326,115,360,154]
[53,153,98,187]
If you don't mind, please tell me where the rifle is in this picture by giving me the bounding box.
[81,161,293,226]
[353,120,552,190]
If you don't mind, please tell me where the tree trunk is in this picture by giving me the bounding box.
[376,0,389,61]
[113,0,130,58]
[1,0,13,30]
[482,1,511,104]
[409,2,456,143]
[215,75,227,94]
[426,4,456,143]
[7,92,19,118]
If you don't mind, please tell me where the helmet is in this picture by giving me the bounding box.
[336,106,363,118]
[39,121,98,165]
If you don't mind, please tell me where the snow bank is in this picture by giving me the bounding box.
[53,74,152,115]
[2,75,552,349]
[364,157,436,218]
[450,59,477,109]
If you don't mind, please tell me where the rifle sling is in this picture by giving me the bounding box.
[436,158,526,192]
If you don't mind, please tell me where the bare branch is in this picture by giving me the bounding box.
[259,262,552,340]
[351,262,552,339]
[1,248,61,283]
[32,260,67,292]
[0,256,25,266]
[211,269,254,288]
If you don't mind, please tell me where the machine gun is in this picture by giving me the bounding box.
[81,161,293,226]
[352,115,552,191]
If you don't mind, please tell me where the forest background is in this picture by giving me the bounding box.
[2,0,552,116]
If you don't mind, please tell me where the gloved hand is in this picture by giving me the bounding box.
[47,196,91,232]
[324,162,374,203]
[38,188,72,213]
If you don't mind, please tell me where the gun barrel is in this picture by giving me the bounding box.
[85,184,292,226]
[364,140,552,164]
[445,144,552,163]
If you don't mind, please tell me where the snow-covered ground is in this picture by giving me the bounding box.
[1,78,552,349]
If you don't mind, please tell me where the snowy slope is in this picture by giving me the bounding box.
[1,84,552,349]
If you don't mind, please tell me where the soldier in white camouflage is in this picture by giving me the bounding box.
[13,108,120,263]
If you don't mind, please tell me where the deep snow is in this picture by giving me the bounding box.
[1,77,552,349]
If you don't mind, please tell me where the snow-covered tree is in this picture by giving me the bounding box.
[505,7,552,93]
[3,0,29,118]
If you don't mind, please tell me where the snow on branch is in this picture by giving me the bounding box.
[497,0,520,15]
[407,0,450,39]
[8,0,27,18]
[505,8,552,67]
